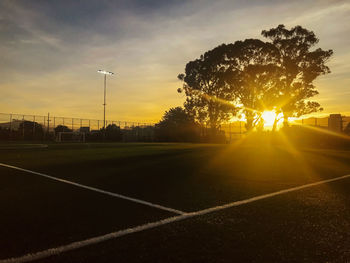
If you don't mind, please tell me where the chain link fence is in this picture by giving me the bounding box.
[0,112,349,142]
[293,115,350,132]
[0,113,156,142]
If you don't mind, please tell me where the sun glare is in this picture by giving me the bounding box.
[262,111,276,127]
[231,111,284,130]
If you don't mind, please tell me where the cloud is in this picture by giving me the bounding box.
[1,0,350,119]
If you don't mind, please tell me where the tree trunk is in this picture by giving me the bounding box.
[245,110,255,131]
[208,113,218,142]
[245,117,254,131]
[272,117,278,132]
[283,113,290,128]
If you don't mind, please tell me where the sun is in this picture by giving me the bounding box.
[261,111,277,127]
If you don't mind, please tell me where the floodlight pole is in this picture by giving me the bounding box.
[103,74,106,129]
[97,70,114,130]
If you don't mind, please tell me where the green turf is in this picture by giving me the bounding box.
[1,142,350,261]
[38,178,350,263]
[0,166,173,258]
[1,142,350,211]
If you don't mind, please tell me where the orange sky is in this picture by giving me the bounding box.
[0,0,349,122]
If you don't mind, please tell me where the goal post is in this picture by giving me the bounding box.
[56,132,86,143]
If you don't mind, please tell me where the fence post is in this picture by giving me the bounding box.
[53,117,56,137]
[138,122,140,140]
[80,119,82,130]
[9,114,12,132]
[22,115,25,140]
[33,115,36,137]
[315,117,317,126]
[145,123,147,140]
[98,120,99,130]
[43,115,46,141]
[72,118,74,131]
[47,113,50,134]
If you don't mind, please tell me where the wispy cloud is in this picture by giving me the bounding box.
[0,0,349,120]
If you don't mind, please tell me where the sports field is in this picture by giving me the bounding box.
[1,142,350,262]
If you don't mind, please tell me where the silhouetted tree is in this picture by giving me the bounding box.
[19,121,44,139]
[155,107,200,142]
[344,123,350,135]
[262,24,333,126]
[218,39,281,131]
[104,124,122,141]
[178,46,237,135]
[54,125,72,133]
[0,126,10,140]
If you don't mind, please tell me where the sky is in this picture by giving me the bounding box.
[0,0,349,122]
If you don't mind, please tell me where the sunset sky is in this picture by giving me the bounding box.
[0,0,349,122]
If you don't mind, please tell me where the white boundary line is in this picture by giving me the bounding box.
[0,163,185,215]
[1,165,350,263]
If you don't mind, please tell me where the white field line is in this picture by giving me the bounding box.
[0,163,185,215]
[1,168,350,263]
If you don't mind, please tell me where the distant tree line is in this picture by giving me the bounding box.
[154,107,200,142]
[0,121,45,140]
[154,107,226,143]
[0,122,152,142]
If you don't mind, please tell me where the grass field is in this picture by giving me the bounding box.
[1,141,350,262]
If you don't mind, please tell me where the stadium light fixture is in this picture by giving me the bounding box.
[97,70,114,75]
[97,69,115,130]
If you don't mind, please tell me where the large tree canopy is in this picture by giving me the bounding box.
[218,39,281,130]
[261,24,333,125]
[177,46,237,133]
[178,24,333,132]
